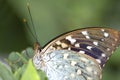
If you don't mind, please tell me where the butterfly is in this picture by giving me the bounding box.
[32,27,120,80]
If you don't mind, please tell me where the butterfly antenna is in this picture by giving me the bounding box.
[23,19,37,41]
[26,3,39,43]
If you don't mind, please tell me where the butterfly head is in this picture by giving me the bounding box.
[34,42,41,52]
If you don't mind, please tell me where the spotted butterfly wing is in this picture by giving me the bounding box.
[33,27,120,80]
[35,27,120,67]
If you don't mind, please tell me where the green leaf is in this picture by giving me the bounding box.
[0,61,15,80]
[14,67,22,80]
[14,64,27,80]
[21,47,34,60]
[7,52,27,71]
[21,59,40,80]
[8,52,21,63]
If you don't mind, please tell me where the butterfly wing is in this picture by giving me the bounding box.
[41,27,120,68]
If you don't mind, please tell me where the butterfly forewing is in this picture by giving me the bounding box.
[41,27,120,68]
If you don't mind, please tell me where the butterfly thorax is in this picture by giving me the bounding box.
[33,42,46,69]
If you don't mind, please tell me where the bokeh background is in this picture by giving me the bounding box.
[0,0,120,80]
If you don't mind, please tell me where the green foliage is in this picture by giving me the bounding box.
[14,65,27,80]
[0,62,15,80]
[20,60,40,80]
[21,47,34,60]
[0,47,47,80]
[6,47,33,71]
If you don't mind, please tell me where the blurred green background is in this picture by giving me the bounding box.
[0,0,120,80]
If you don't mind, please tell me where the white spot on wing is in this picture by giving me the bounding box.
[71,61,77,66]
[64,76,68,80]
[87,77,93,80]
[86,67,93,72]
[101,38,104,41]
[55,41,61,45]
[68,47,71,50]
[101,53,106,57]
[70,38,76,44]
[79,50,85,54]
[85,35,90,39]
[65,36,76,44]
[96,59,101,63]
[94,71,98,75]
[75,43,80,47]
[58,65,63,69]
[104,32,109,37]
[63,53,69,59]
[76,69,81,75]
[101,29,105,32]
[86,46,92,50]
[107,48,110,51]
[80,57,89,62]
[70,73,75,78]
[81,31,88,35]
[93,41,98,46]
[81,31,90,39]
[65,35,72,40]
[64,65,69,68]
[61,43,68,48]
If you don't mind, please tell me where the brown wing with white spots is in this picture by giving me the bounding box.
[41,27,120,67]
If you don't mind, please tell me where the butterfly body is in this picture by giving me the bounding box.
[33,27,120,80]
